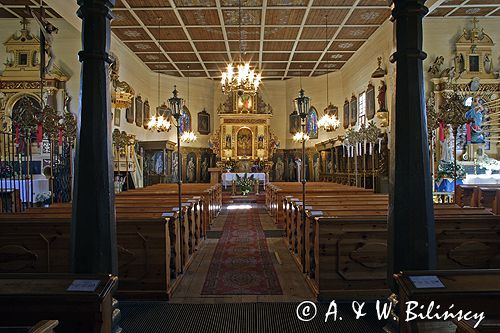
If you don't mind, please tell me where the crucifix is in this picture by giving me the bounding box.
[24,5,58,75]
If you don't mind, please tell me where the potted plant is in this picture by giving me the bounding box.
[35,191,52,207]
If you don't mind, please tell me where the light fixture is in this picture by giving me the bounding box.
[294,88,310,119]
[147,17,171,132]
[179,70,197,143]
[371,56,386,78]
[318,15,340,132]
[293,131,309,142]
[220,0,262,95]
[181,131,197,143]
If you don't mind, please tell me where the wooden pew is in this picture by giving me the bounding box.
[456,184,500,209]
[303,210,500,300]
[266,182,373,225]
[0,320,59,333]
[0,205,187,299]
[0,274,118,333]
[394,270,500,333]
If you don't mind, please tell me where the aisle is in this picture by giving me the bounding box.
[170,204,314,303]
[201,204,282,295]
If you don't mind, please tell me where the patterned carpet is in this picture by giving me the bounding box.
[201,207,282,295]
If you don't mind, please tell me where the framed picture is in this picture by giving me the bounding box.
[114,108,121,126]
[125,100,134,124]
[366,83,376,120]
[350,95,357,127]
[343,100,349,129]
[135,96,143,127]
[197,108,210,135]
[289,111,300,134]
[143,100,150,129]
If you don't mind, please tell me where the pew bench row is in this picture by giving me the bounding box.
[0,183,223,299]
[282,193,500,300]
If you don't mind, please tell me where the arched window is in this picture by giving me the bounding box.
[179,105,192,134]
[307,106,318,139]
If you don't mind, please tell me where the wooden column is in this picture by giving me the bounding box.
[71,0,117,274]
[387,0,436,286]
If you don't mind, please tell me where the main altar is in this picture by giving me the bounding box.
[209,91,279,184]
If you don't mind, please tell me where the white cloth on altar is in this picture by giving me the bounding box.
[0,178,50,202]
[463,174,500,185]
[222,172,267,189]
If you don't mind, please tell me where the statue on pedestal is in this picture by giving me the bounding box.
[465,97,485,144]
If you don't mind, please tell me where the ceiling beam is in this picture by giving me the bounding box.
[282,0,314,80]
[215,0,233,66]
[120,0,184,77]
[309,0,362,78]
[258,0,267,69]
[167,0,211,79]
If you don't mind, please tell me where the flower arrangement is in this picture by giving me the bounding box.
[236,173,255,195]
[436,160,465,181]
[0,163,14,178]
[223,159,236,172]
[477,155,500,174]
[35,191,52,207]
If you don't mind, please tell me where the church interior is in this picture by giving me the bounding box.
[0,0,499,332]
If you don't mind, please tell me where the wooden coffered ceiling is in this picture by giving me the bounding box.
[1,0,499,80]
[110,0,394,79]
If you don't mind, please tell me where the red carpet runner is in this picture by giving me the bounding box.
[201,207,282,295]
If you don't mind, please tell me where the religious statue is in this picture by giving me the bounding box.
[201,157,208,181]
[225,134,232,149]
[288,158,296,181]
[377,81,387,112]
[327,159,333,174]
[25,5,58,74]
[455,53,465,74]
[295,158,301,182]
[0,92,6,110]
[465,97,485,144]
[172,153,178,182]
[484,54,492,74]
[313,157,319,181]
[187,156,196,182]
[440,124,454,162]
[275,157,284,181]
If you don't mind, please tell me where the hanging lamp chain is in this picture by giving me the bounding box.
[326,15,329,106]
[157,17,161,110]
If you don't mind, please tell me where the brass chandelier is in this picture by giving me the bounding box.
[147,17,171,132]
[318,15,340,132]
[220,0,261,95]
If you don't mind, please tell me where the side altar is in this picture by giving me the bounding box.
[209,91,279,187]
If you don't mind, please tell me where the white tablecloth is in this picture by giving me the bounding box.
[463,174,500,185]
[222,172,267,189]
[0,178,50,202]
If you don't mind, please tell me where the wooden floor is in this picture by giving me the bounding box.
[170,203,315,303]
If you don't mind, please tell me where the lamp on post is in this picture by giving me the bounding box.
[169,85,184,258]
[294,88,310,268]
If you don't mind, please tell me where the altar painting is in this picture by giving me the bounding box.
[236,128,252,157]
